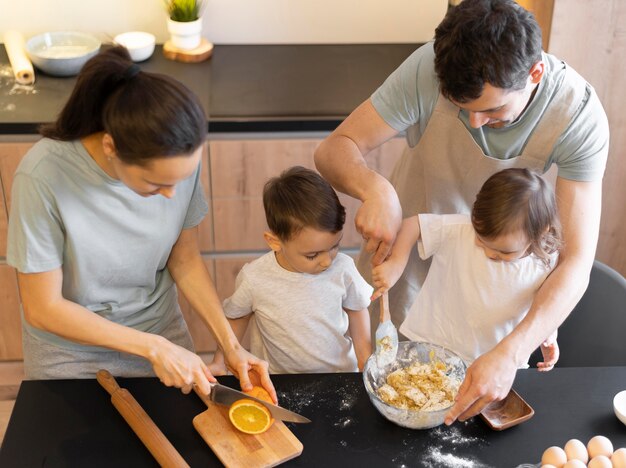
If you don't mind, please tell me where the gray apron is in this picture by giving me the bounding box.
[359,65,587,334]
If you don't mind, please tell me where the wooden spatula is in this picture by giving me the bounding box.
[96,370,189,468]
[375,291,398,367]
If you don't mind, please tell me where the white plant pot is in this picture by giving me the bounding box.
[167,17,202,50]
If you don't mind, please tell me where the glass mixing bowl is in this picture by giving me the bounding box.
[363,341,467,429]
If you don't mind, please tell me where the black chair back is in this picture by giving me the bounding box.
[529,260,626,367]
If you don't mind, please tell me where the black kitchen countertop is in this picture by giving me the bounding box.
[0,43,419,135]
[2,368,625,467]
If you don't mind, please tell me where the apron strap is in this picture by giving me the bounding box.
[522,63,588,158]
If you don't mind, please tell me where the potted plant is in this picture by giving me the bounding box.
[164,0,204,50]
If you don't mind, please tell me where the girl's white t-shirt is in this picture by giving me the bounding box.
[399,214,558,366]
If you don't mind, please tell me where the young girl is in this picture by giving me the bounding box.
[212,166,372,374]
[7,46,273,399]
[371,168,561,369]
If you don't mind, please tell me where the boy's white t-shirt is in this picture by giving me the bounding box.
[399,214,558,366]
[223,252,373,374]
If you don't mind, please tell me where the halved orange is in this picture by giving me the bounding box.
[228,398,274,435]
[243,385,273,404]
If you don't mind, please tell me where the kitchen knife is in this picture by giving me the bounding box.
[206,382,311,423]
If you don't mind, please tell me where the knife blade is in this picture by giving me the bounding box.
[208,382,311,423]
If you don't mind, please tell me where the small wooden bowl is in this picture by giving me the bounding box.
[480,389,534,430]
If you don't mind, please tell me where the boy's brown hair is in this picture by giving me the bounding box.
[263,166,345,241]
[472,168,562,266]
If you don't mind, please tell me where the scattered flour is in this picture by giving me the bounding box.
[431,426,482,445]
[0,64,38,96]
[422,447,484,467]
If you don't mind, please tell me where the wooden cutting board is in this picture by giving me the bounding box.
[193,391,303,467]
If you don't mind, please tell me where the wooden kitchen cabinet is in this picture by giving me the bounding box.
[0,142,36,360]
[0,264,21,360]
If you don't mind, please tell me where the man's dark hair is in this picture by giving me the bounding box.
[263,166,346,241]
[434,0,542,103]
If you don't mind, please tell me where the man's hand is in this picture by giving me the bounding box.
[444,348,517,425]
[355,188,402,266]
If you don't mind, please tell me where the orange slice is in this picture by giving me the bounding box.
[228,398,274,435]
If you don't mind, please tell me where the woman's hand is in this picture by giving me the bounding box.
[147,335,216,395]
[223,346,277,404]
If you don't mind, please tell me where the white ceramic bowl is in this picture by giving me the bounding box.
[114,32,156,62]
[363,341,466,429]
[25,31,101,77]
[614,390,626,426]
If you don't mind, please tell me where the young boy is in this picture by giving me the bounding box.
[212,166,373,374]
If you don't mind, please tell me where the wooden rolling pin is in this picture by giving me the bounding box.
[96,370,189,468]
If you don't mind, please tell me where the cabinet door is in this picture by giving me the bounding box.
[0,142,35,257]
[0,142,36,361]
[197,142,214,253]
[0,265,21,360]
[177,257,219,353]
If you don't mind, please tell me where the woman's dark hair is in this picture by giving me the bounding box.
[472,168,562,267]
[40,46,206,165]
[434,0,542,103]
[263,166,346,241]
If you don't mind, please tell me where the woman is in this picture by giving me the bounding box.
[7,46,274,400]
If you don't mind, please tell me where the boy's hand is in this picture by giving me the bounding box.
[371,257,405,301]
[537,330,559,372]
[208,349,228,376]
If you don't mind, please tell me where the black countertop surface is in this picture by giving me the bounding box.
[0,43,419,135]
[2,368,626,467]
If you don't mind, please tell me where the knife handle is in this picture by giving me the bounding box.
[96,370,190,468]
[193,382,213,407]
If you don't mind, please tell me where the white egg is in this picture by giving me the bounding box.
[587,435,613,458]
[564,438,589,463]
[541,465,557,468]
[542,446,567,467]
[562,460,586,468]
[588,455,612,468]
[612,448,626,468]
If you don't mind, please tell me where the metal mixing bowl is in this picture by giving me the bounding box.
[25,31,101,77]
[363,341,467,429]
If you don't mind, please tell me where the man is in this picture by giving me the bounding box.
[315,0,609,424]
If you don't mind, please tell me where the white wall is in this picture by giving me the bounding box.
[1,0,447,44]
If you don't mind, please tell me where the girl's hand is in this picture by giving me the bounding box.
[371,257,405,301]
[223,346,278,404]
[537,331,560,372]
[148,336,216,395]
